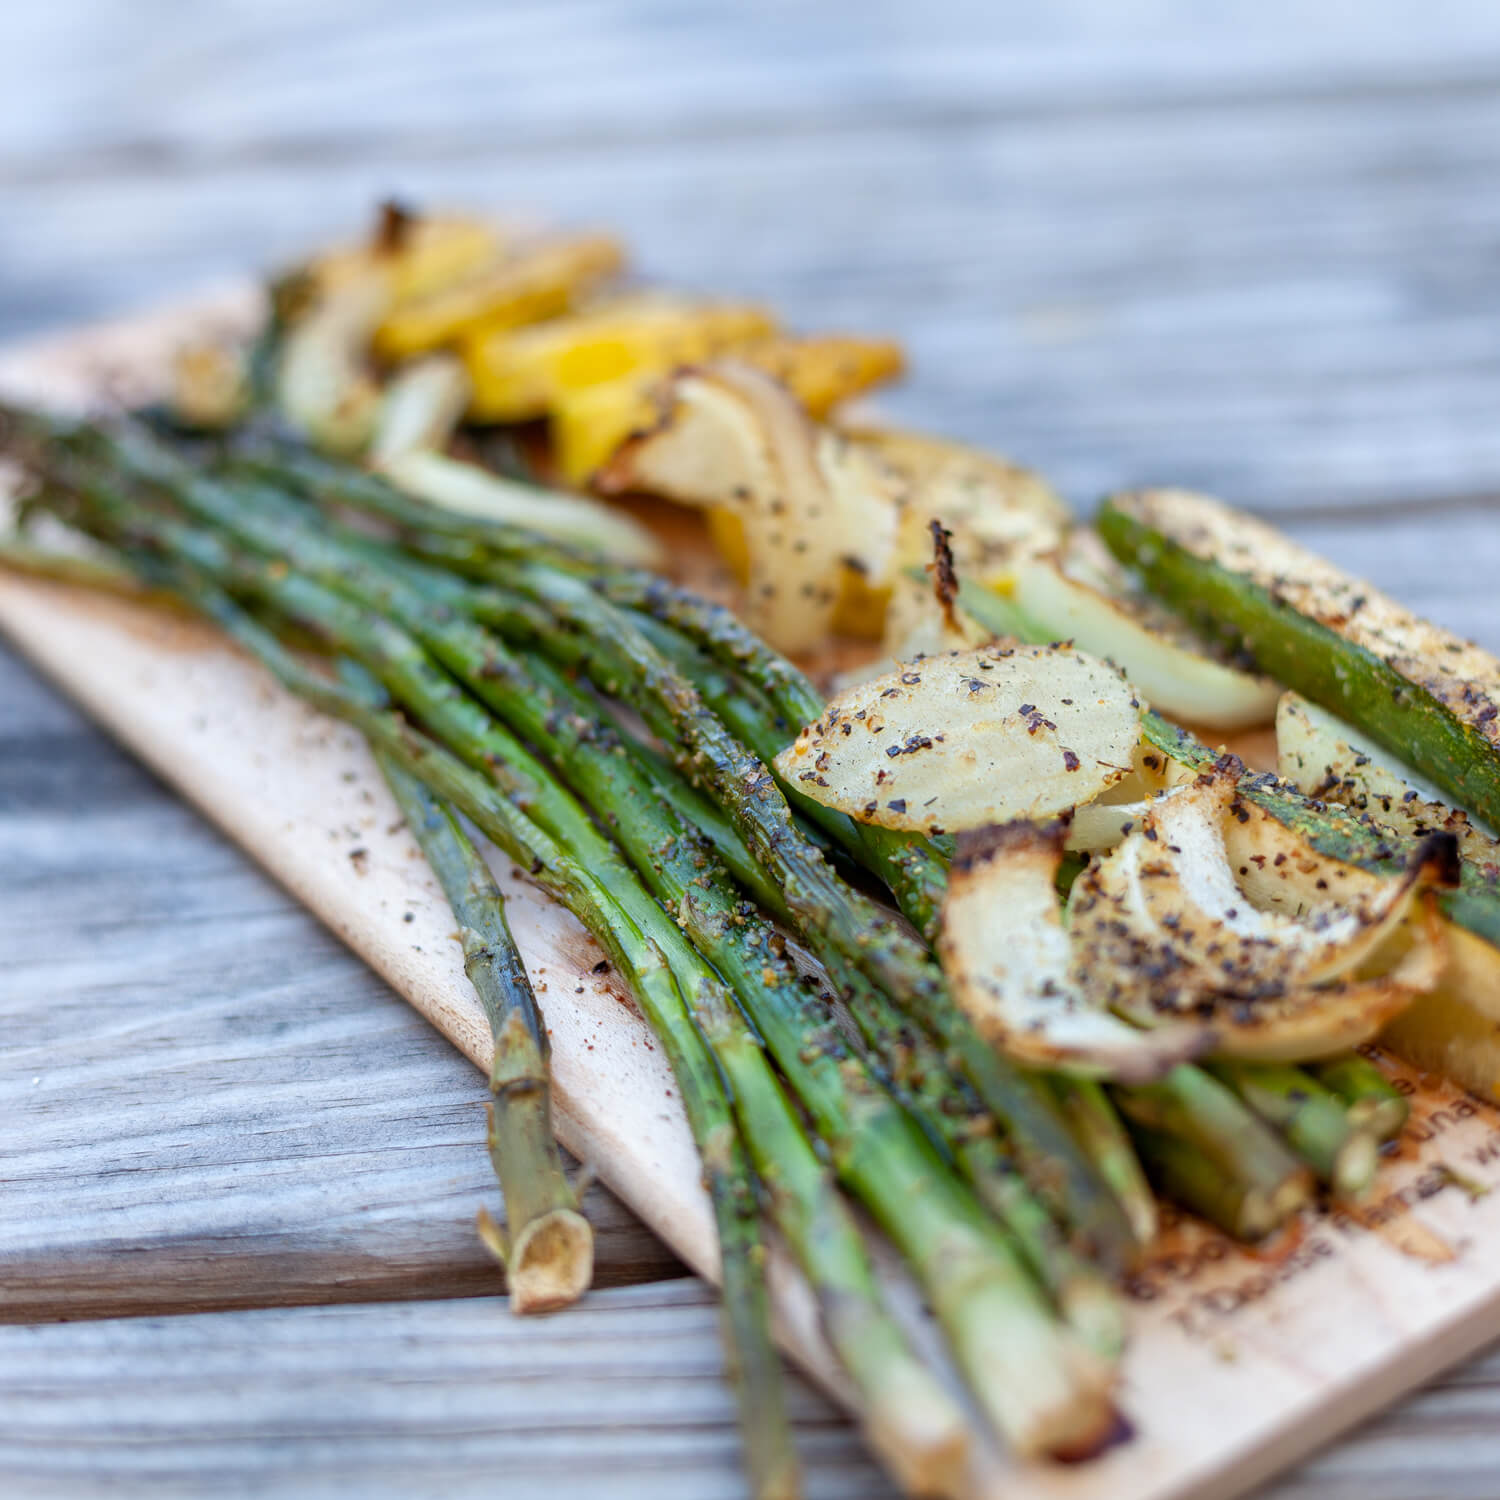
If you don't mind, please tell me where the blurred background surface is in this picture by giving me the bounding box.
[4,2,1500,514]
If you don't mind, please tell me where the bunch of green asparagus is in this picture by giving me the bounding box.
[0,405,1411,1497]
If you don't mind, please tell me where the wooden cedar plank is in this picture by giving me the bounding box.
[0,644,682,1322]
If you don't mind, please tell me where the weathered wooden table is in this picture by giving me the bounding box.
[5,6,1500,1496]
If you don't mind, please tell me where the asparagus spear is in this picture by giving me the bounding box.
[223,507,1110,1450]
[608,715,1128,1352]
[1097,488,1500,833]
[368,741,592,1312]
[39,424,1307,1251]
[1126,1126,1287,1243]
[220,437,955,933]
[1208,1060,1377,1199]
[1311,1054,1410,1142]
[491,655,1112,1455]
[1112,1068,1314,1236]
[1049,1079,1159,1249]
[605,599,951,925]
[449,566,1137,1268]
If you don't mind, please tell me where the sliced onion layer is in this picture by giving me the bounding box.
[774,643,1143,835]
[939,822,1211,1081]
[1277,691,1499,857]
[1066,768,1457,1060]
[1012,539,1279,731]
[598,362,902,653]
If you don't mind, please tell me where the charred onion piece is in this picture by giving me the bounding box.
[940,821,1211,1082]
[774,643,1143,836]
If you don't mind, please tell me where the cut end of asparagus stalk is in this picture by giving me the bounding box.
[859,1378,970,1500]
[476,1200,595,1315]
[1058,1275,1131,1366]
[1330,1130,1380,1202]
[503,1206,596,1315]
[1264,1168,1319,1237]
[1347,1096,1410,1142]
[940,1262,1119,1460]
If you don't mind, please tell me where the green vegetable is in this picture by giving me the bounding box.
[369,737,591,1312]
[1209,1060,1376,1199]
[33,434,1122,1464]
[1096,488,1500,834]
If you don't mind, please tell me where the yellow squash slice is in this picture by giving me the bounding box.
[301,211,505,308]
[553,334,904,485]
[463,295,777,422]
[373,234,625,363]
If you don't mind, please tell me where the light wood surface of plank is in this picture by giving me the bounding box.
[4,4,1500,1498]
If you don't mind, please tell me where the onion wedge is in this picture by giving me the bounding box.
[774,642,1143,835]
[939,822,1212,1081]
[368,354,472,467]
[275,273,389,456]
[599,362,902,652]
[1277,691,1500,858]
[379,449,664,567]
[1067,768,1458,1060]
[1012,538,1279,730]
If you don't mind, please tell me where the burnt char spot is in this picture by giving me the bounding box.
[928,519,961,631]
[885,733,934,759]
[1414,829,1463,888]
[950,817,1071,875]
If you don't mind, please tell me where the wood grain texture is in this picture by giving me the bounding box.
[4,5,1500,1497]
[8,1281,1500,1500]
[4,4,1500,509]
[0,1282,893,1500]
[0,642,682,1322]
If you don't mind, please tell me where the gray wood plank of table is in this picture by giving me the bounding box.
[4,1281,1500,1500]
[4,4,1500,513]
[0,645,682,1322]
[0,1282,893,1500]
